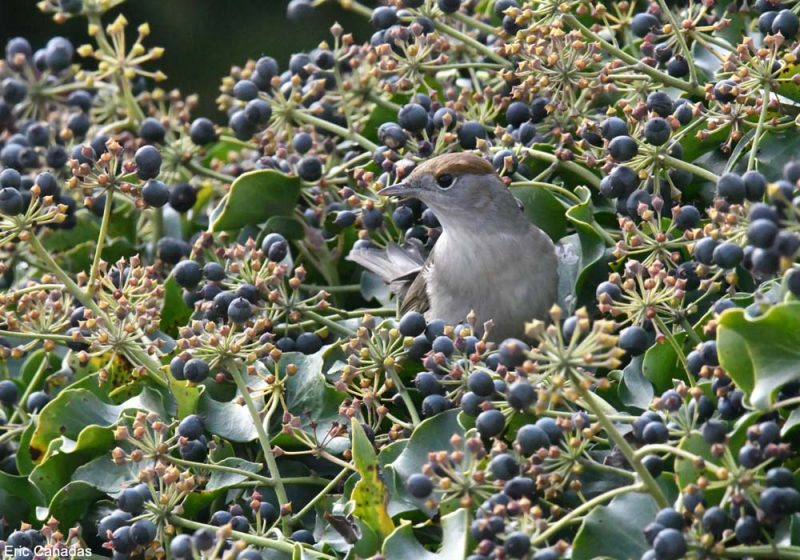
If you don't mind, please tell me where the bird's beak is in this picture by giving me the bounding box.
[378,182,413,197]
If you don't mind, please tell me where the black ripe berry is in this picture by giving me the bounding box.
[398,311,427,337]
[644,117,671,145]
[716,173,746,203]
[173,260,203,289]
[631,13,660,38]
[772,9,800,37]
[619,325,649,356]
[142,179,169,208]
[476,408,505,438]
[608,135,638,162]
[407,473,433,498]
[134,145,162,180]
[183,358,210,383]
[646,91,673,118]
[169,183,197,213]
[189,117,217,145]
[297,156,323,182]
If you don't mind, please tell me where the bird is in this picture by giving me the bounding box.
[348,152,558,342]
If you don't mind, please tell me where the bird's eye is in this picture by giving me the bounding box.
[436,174,454,189]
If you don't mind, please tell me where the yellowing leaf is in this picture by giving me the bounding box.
[350,419,394,547]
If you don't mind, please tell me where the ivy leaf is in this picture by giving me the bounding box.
[206,458,263,491]
[572,492,658,560]
[40,481,103,528]
[350,419,394,551]
[73,456,140,493]
[641,334,687,393]
[565,188,611,306]
[381,508,470,560]
[270,350,348,450]
[388,410,463,515]
[509,185,568,242]
[160,276,192,337]
[209,169,302,232]
[617,356,654,410]
[717,302,800,409]
[196,392,259,442]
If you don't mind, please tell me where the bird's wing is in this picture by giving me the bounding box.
[399,255,431,315]
[347,240,429,310]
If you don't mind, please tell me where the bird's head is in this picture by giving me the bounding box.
[378,152,522,231]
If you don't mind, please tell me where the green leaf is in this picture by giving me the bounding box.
[30,388,165,460]
[381,508,470,560]
[196,392,259,442]
[170,378,202,419]
[717,302,800,409]
[564,188,610,306]
[42,480,103,528]
[572,492,659,560]
[30,425,114,501]
[509,185,568,242]
[388,410,463,514]
[617,356,654,410]
[265,215,306,240]
[641,334,687,393]
[73,456,140,493]
[270,351,348,450]
[350,419,394,549]
[0,471,45,509]
[160,276,192,336]
[209,169,302,232]
[205,457,263,491]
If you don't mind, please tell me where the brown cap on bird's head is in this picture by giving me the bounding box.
[411,152,494,178]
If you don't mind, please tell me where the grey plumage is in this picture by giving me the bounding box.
[348,152,558,341]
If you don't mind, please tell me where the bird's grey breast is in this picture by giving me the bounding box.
[425,227,558,339]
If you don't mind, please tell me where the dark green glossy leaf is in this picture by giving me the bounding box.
[270,350,348,450]
[617,356,654,410]
[641,334,687,393]
[73,456,140,493]
[196,392,259,442]
[205,457,263,491]
[564,188,611,306]
[509,185,568,242]
[572,492,658,560]
[717,302,800,409]
[381,508,470,560]
[42,480,103,528]
[160,276,192,337]
[209,169,302,232]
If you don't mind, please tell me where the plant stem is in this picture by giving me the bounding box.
[10,351,50,424]
[524,148,602,188]
[655,0,698,87]
[291,467,350,523]
[29,233,98,313]
[185,160,236,184]
[510,180,583,205]
[229,363,290,532]
[388,368,421,426]
[562,14,705,97]
[166,455,273,486]
[432,20,510,67]
[168,516,339,559]
[748,87,771,171]
[531,483,645,545]
[302,309,356,338]
[0,330,73,343]
[452,10,498,37]
[660,154,720,183]
[291,110,378,152]
[725,546,800,559]
[88,190,114,296]
[633,443,722,472]
[575,380,669,508]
